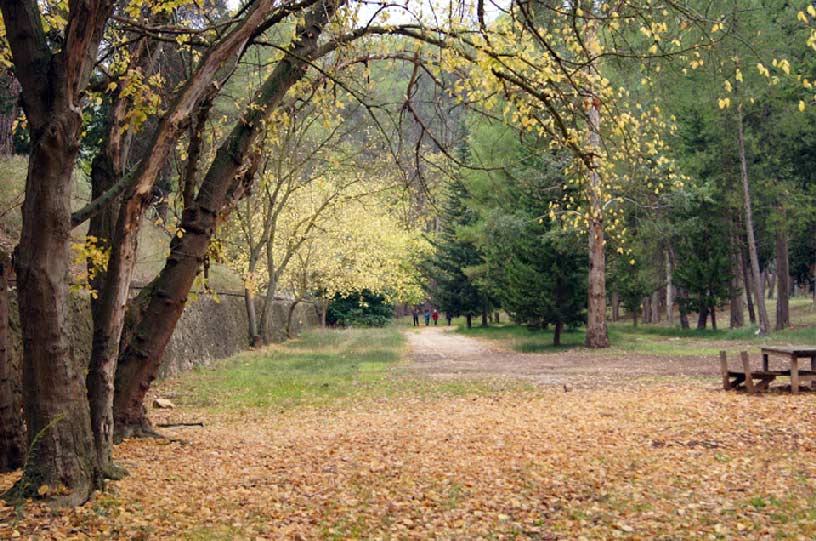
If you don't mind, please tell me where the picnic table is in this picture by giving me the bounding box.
[720,347,816,394]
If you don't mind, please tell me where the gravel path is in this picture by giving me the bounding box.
[406,326,723,387]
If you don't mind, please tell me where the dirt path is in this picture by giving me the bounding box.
[406,326,722,386]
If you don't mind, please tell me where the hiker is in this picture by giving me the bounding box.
[432,308,439,326]
[412,307,420,326]
[446,311,452,326]
[424,308,431,326]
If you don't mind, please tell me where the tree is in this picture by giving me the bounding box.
[424,177,487,329]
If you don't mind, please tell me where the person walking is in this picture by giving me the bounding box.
[424,308,431,326]
[412,307,420,327]
[432,308,439,326]
[446,311,452,326]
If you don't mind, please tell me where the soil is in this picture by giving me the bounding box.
[406,326,723,387]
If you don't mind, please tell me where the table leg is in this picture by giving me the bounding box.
[762,353,769,372]
[791,356,799,394]
[811,356,816,390]
[741,352,755,394]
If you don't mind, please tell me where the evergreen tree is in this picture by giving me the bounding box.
[423,177,488,329]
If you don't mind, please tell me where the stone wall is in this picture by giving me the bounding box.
[8,291,319,379]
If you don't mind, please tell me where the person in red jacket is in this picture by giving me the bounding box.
[431,308,439,326]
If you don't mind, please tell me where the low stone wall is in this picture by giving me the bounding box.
[8,291,319,379]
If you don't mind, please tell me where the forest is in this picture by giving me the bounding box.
[0,0,815,538]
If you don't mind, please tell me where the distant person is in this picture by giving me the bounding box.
[446,311,452,326]
[432,308,439,326]
[424,308,431,326]
[412,307,420,327]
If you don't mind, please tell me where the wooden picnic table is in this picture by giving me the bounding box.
[761,346,816,394]
[720,347,816,394]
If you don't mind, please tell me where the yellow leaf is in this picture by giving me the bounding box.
[37,484,50,497]
[799,100,806,112]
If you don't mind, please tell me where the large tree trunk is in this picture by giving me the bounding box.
[113,4,337,438]
[14,114,97,505]
[481,302,489,327]
[0,252,25,472]
[736,105,769,334]
[775,223,790,330]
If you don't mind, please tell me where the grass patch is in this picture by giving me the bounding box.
[168,326,534,412]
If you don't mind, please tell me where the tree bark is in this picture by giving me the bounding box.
[741,247,756,324]
[610,290,619,322]
[481,302,489,327]
[553,321,562,346]
[736,104,769,334]
[767,270,776,299]
[665,250,673,324]
[0,74,20,156]
[710,304,717,331]
[775,221,790,330]
[650,290,660,324]
[729,252,744,329]
[585,97,609,347]
[678,289,690,330]
[696,305,708,330]
[1,0,116,505]
[466,314,472,329]
[112,2,338,438]
[642,296,652,324]
[0,252,25,472]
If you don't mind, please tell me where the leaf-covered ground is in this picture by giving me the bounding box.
[2,328,816,540]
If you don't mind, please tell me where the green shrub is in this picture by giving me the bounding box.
[326,290,394,327]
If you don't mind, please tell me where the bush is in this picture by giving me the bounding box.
[326,290,394,327]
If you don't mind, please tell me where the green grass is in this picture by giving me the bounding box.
[453,298,816,357]
[170,325,533,412]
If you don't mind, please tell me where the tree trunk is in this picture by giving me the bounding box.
[736,104,769,334]
[0,75,20,156]
[741,247,756,324]
[481,303,489,327]
[553,321,562,346]
[611,290,620,322]
[585,116,610,346]
[650,291,660,323]
[466,314,472,329]
[775,223,790,330]
[632,310,638,327]
[13,117,97,505]
[730,240,744,329]
[767,270,776,299]
[245,288,259,346]
[696,305,708,330]
[710,304,717,330]
[285,299,301,339]
[642,296,652,324]
[665,250,674,324]
[113,3,336,438]
[0,252,25,472]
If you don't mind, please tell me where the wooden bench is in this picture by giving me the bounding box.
[719,350,816,394]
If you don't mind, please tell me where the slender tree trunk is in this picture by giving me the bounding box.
[650,291,660,323]
[730,258,744,328]
[775,221,790,330]
[710,304,717,330]
[736,105,769,334]
[585,98,609,347]
[466,314,472,329]
[642,296,652,324]
[767,270,776,299]
[285,299,301,339]
[481,302,489,327]
[553,321,562,346]
[741,247,756,324]
[0,252,25,472]
[632,310,638,327]
[611,290,620,322]
[665,250,674,324]
[678,290,690,330]
[245,288,259,346]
